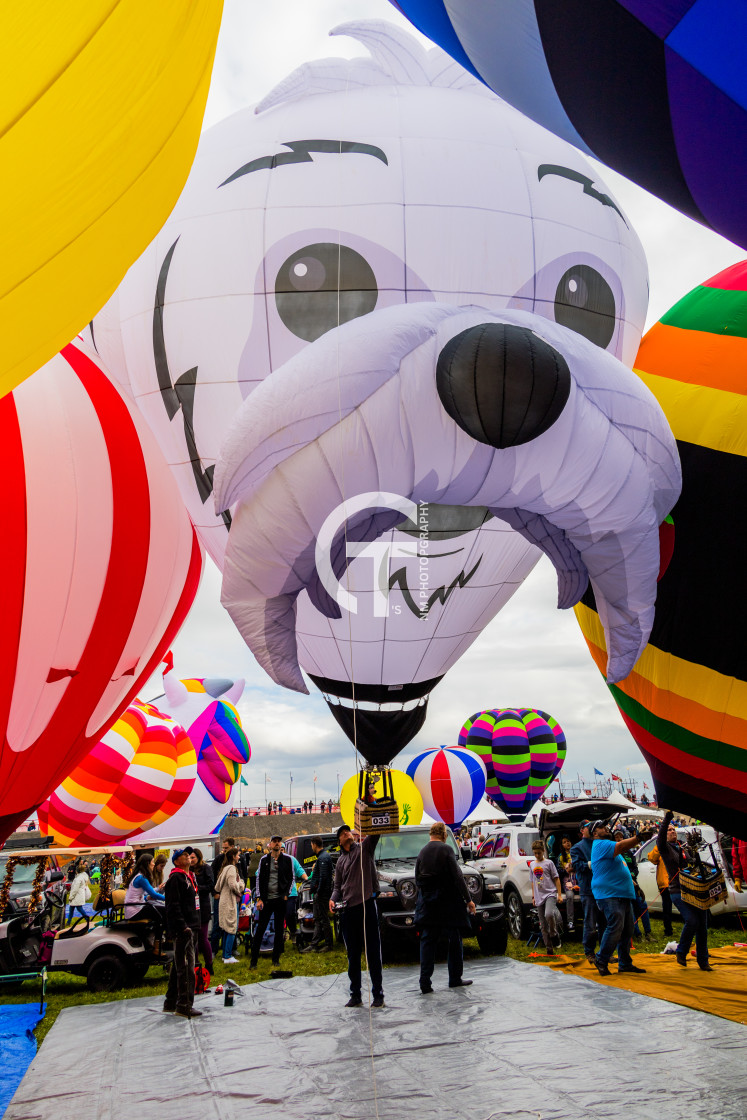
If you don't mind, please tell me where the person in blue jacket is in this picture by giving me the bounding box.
[571,820,603,964]
[284,845,308,946]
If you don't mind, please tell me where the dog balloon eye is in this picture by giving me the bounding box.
[554,264,616,349]
[275,242,377,342]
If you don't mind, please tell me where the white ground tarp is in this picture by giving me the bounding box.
[8,959,747,1120]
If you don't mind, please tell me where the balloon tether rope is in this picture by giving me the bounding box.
[332,107,380,1120]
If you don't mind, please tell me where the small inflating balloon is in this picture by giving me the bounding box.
[406,747,487,831]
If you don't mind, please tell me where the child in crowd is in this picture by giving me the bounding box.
[530,840,563,955]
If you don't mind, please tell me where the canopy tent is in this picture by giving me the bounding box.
[463,798,508,825]
[421,797,508,829]
[607,790,666,819]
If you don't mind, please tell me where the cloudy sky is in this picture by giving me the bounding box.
[147,0,743,811]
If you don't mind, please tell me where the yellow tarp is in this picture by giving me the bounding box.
[0,0,223,398]
[531,947,747,1025]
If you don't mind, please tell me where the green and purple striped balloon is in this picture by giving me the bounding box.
[458,708,566,821]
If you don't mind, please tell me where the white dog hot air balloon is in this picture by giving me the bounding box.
[92,22,679,768]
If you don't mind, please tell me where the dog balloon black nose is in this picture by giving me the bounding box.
[436,322,571,448]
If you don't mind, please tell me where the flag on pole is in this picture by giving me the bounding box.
[290,773,293,782]
[240,775,248,786]
[643,782,650,789]
[611,773,622,782]
[594,768,604,776]
[265,773,273,783]
[313,772,318,783]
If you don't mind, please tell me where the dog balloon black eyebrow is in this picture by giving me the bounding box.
[537,164,627,225]
[219,139,389,187]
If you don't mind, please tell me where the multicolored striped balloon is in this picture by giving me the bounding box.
[0,340,202,845]
[38,700,197,845]
[180,680,251,804]
[406,747,487,831]
[458,709,566,821]
[134,671,250,841]
[576,261,747,835]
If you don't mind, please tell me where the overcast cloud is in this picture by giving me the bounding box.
[146,0,744,810]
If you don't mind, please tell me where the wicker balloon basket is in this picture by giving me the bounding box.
[354,768,400,835]
[678,866,728,910]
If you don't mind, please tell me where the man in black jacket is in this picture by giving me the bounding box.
[163,848,202,1018]
[302,839,334,952]
[250,835,293,967]
[415,822,475,994]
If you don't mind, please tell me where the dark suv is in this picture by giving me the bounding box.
[283,833,341,947]
[374,825,507,956]
[283,832,341,873]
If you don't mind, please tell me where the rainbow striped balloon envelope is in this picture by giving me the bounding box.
[576,261,747,835]
[38,699,197,846]
[458,709,566,821]
[406,747,487,831]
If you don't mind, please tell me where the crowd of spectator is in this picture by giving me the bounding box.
[226,799,339,818]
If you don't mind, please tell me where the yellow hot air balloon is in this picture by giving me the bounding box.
[0,0,223,398]
[340,770,423,829]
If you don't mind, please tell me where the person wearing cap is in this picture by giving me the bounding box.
[163,847,202,1018]
[330,824,384,1008]
[250,835,293,968]
[590,820,652,977]
[571,821,603,963]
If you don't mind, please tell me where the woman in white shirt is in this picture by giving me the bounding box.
[68,860,92,922]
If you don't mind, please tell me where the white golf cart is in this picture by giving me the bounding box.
[0,846,171,992]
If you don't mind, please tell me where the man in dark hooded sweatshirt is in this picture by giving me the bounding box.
[414,822,476,994]
[163,847,202,1018]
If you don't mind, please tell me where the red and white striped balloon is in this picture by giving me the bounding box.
[406,746,487,830]
[0,341,202,843]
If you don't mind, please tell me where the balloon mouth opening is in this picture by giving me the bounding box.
[324,695,426,714]
[310,679,437,766]
[307,673,443,706]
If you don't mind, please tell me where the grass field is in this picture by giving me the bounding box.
[2,912,743,1046]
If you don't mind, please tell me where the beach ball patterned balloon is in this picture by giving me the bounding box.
[38,699,197,845]
[458,709,566,821]
[406,746,487,831]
